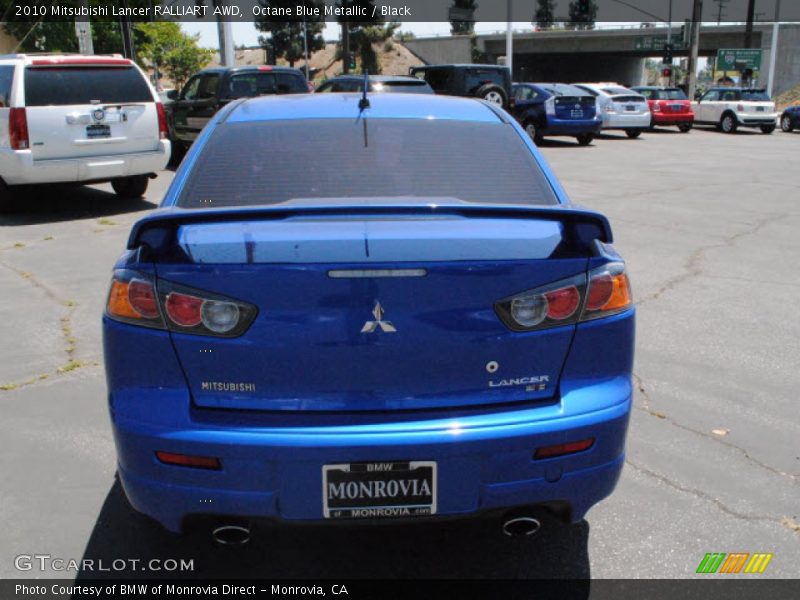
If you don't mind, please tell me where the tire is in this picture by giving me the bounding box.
[476,84,507,108]
[677,123,693,133]
[781,114,794,132]
[524,121,543,145]
[111,175,149,200]
[0,181,15,213]
[625,129,642,139]
[720,113,738,134]
[760,124,776,134]
[576,133,594,146]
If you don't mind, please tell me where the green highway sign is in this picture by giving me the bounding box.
[716,48,763,71]
[634,36,687,51]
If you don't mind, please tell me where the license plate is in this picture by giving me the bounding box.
[626,105,636,112]
[323,461,436,519]
[756,106,765,112]
[669,104,681,111]
[570,109,583,118]
[86,124,111,138]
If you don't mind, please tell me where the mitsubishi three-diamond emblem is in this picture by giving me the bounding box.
[360,301,397,333]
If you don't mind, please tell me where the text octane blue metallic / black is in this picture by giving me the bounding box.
[103,93,635,533]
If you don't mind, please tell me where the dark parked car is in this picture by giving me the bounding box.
[511,83,602,145]
[780,104,800,132]
[165,66,308,157]
[409,64,513,108]
[315,74,433,94]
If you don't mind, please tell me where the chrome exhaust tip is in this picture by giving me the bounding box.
[211,524,251,545]
[502,516,541,537]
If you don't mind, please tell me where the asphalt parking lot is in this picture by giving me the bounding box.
[1,126,798,580]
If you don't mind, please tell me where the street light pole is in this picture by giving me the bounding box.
[767,0,781,96]
[506,0,513,77]
[686,0,703,100]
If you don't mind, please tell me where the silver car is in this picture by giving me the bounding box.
[574,83,651,138]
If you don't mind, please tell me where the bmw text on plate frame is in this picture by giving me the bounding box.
[102,91,635,534]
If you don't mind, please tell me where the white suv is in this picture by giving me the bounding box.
[692,87,778,134]
[0,54,170,210]
[574,82,651,138]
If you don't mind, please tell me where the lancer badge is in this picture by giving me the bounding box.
[361,301,396,333]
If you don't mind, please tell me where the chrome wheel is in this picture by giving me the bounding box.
[721,114,736,133]
[484,90,504,105]
[525,123,537,141]
[781,115,794,132]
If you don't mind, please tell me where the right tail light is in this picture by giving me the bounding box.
[9,108,29,150]
[495,263,632,332]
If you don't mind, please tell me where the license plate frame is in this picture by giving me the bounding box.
[86,124,111,139]
[322,460,437,519]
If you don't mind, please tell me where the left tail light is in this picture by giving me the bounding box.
[9,108,29,150]
[495,262,632,332]
[156,102,169,139]
[105,270,257,337]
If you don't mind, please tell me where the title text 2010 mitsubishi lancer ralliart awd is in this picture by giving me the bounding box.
[102,92,634,536]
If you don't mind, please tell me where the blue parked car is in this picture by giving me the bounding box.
[780,105,800,132]
[103,92,634,537]
[511,83,602,145]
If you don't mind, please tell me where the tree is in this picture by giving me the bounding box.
[534,0,556,30]
[568,0,597,30]
[136,23,214,90]
[2,1,147,53]
[254,0,325,67]
[450,0,478,36]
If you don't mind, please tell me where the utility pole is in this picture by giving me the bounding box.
[342,22,350,74]
[506,0,513,77]
[744,0,755,48]
[302,18,310,80]
[214,1,235,67]
[74,0,94,55]
[686,0,703,100]
[119,0,135,60]
[767,0,781,96]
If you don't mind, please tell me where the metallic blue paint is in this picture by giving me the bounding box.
[103,93,634,532]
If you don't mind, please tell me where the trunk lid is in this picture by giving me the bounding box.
[553,96,596,120]
[23,63,159,161]
[137,205,610,412]
[611,95,648,114]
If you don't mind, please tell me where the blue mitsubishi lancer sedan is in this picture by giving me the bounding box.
[103,92,634,536]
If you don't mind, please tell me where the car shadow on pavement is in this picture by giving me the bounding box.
[0,185,157,227]
[535,139,594,148]
[76,480,591,581]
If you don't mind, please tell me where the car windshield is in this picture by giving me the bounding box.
[741,90,770,101]
[177,119,557,208]
[24,66,152,106]
[655,89,688,100]
[539,84,587,96]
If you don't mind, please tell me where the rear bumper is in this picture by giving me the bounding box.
[542,117,602,137]
[651,112,694,125]
[0,142,170,186]
[601,112,651,129]
[113,393,631,533]
[736,114,778,127]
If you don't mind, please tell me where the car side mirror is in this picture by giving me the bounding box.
[167,90,178,101]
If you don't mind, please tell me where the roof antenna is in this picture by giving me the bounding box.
[359,69,370,111]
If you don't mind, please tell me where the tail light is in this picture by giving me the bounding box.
[155,102,169,140]
[652,102,662,112]
[495,262,632,332]
[604,103,616,114]
[105,270,257,337]
[156,451,221,470]
[545,97,556,116]
[9,108,29,150]
[306,81,315,93]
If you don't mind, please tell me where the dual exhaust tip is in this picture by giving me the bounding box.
[211,514,541,544]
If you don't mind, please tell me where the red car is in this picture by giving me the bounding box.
[632,86,694,132]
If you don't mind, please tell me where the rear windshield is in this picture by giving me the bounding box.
[178,119,556,208]
[655,88,688,100]
[372,81,433,94]
[601,87,634,96]
[741,90,770,101]
[229,72,306,97]
[0,65,13,107]
[539,84,587,96]
[24,66,152,106]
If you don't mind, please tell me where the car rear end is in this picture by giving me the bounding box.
[103,95,634,533]
[1,55,169,186]
[538,84,602,137]
[600,88,651,130]
[646,88,694,127]
[733,90,779,128]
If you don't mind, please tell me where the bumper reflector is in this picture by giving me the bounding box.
[534,438,594,460]
[156,451,222,470]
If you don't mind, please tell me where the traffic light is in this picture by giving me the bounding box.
[663,43,674,65]
[662,67,672,78]
[348,53,356,71]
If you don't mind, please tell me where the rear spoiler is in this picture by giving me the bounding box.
[128,203,612,257]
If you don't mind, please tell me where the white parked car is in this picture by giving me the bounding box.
[692,87,779,134]
[0,54,170,210]
[574,82,651,138]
